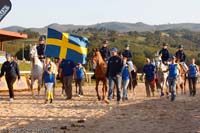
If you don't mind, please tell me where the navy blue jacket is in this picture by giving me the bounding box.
[175,50,186,62]
[99,46,110,61]
[36,44,46,59]
[0,61,20,79]
[107,56,123,77]
[159,48,170,62]
[59,59,75,76]
[122,50,132,61]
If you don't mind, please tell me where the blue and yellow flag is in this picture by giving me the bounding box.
[45,28,89,64]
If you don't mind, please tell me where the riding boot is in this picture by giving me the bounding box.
[193,90,196,96]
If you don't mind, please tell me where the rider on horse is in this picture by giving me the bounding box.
[99,40,110,62]
[36,35,46,63]
[175,44,188,72]
[91,40,110,79]
[159,42,170,65]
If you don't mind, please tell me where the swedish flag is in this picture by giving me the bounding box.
[45,28,89,64]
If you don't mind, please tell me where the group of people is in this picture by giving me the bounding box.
[95,40,199,102]
[0,35,199,103]
[141,43,199,101]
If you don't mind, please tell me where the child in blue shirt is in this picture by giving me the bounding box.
[164,56,180,101]
[44,58,55,103]
[188,58,199,96]
[74,63,87,97]
[121,57,132,101]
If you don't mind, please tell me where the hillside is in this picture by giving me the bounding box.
[3,22,200,34]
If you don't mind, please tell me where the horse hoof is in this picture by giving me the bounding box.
[98,97,101,101]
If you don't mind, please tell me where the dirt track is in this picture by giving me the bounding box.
[0,83,200,133]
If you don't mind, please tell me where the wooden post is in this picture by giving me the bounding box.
[0,40,3,51]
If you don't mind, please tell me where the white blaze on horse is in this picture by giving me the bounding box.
[153,52,169,96]
[29,44,43,96]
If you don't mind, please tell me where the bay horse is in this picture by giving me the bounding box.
[29,45,44,96]
[92,48,107,100]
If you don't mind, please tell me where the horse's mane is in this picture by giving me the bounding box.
[92,48,107,78]
[93,48,106,65]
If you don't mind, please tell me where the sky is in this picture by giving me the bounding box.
[1,0,200,28]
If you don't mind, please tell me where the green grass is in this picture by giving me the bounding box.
[0,61,31,71]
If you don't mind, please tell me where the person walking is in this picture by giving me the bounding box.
[141,58,156,97]
[107,47,123,103]
[0,53,20,101]
[59,59,75,100]
[188,58,199,96]
[74,63,87,97]
[44,58,54,104]
[164,56,181,101]
[121,57,132,101]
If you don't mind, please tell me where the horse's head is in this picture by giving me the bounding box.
[154,51,168,71]
[29,44,38,59]
[154,51,162,69]
[92,48,103,64]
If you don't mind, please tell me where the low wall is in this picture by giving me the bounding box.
[0,71,143,91]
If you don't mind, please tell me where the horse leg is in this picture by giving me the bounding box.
[102,79,107,100]
[95,80,101,100]
[75,80,78,95]
[38,78,42,96]
[184,75,187,94]
[30,78,35,97]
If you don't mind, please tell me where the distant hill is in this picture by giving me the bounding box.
[3,22,200,34]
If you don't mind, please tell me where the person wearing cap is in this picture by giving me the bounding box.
[0,54,20,101]
[159,42,170,64]
[91,40,110,80]
[36,35,46,62]
[140,58,156,97]
[99,40,110,62]
[106,47,123,103]
[74,62,87,97]
[163,56,181,101]
[122,44,132,61]
[122,44,136,89]
[175,44,186,62]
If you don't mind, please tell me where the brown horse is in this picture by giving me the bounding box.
[92,48,108,100]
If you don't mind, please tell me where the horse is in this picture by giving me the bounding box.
[175,59,188,94]
[128,64,138,93]
[92,48,107,100]
[29,44,44,96]
[153,53,169,97]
